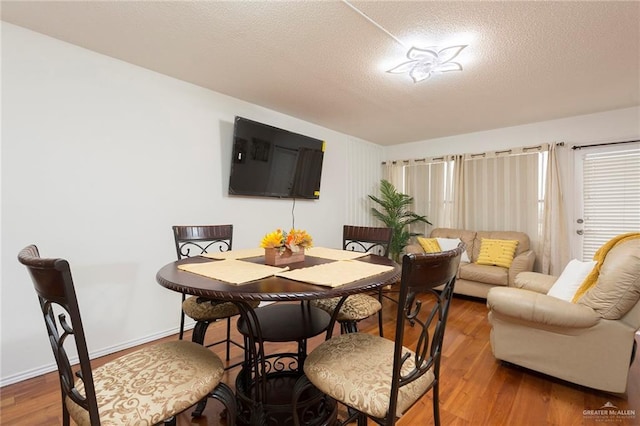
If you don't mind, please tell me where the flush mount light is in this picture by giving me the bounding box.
[343,0,469,83]
[387,45,468,83]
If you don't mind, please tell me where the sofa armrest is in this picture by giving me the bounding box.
[514,271,558,294]
[487,287,600,328]
[507,250,536,285]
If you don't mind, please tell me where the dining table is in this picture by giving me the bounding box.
[156,246,401,425]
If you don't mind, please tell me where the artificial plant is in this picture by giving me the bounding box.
[369,179,432,263]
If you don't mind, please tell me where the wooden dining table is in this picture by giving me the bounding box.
[156,250,400,425]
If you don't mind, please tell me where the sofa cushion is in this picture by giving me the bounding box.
[546,259,597,302]
[459,263,509,286]
[476,238,519,268]
[436,238,471,263]
[430,228,476,262]
[577,239,640,319]
[475,231,530,260]
[417,237,441,253]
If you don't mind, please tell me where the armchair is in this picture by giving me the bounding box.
[487,237,640,393]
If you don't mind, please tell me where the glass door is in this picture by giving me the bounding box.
[572,142,640,260]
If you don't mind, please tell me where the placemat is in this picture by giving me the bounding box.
[276,260,394,287]
[201,247,264,260]
[305,246,369,261]
[178,259,287,285]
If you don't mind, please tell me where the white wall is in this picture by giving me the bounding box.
[0,23,383,385]
[383,106,640,259]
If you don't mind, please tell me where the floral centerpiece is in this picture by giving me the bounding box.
[261,228,313,266]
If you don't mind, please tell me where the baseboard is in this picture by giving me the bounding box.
[2,304,274,387]
[0,324,194,388]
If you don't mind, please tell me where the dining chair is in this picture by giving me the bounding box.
[18,244,237,426]
[293,244,464,426]
[173,225,260,363]
[310,225,393,335]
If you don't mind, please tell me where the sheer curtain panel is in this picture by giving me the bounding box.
[462,150,542,262]
[541,143,569,275]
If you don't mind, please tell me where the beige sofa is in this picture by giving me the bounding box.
[486,238,640,393]
[406,228,536,298]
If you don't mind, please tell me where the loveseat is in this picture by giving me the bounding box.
[486,236,640,392]
[405,228,536,298]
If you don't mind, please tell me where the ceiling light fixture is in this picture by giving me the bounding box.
[342,0,468,83]
[387,45,467,83]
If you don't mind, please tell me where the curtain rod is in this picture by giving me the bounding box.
[572,139,639,150]
[381,142,563,164]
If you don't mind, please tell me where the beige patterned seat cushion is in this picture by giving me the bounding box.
[183,296,259,321]
[304,333,434,419]
[66,341,224,426]
[310,294,382,321]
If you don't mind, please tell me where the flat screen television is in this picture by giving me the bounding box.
[228,116,325,199]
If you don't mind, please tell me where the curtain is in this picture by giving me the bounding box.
[462,150,542,266]
[541,143,569,274]
[405,160,448,235]
[451,155,465,228]
[382,161,404,190]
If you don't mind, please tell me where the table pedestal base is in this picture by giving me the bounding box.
[236,363,336,426]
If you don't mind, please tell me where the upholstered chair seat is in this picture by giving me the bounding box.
[310,294,382,322]
[304,333,434,418]
[182,297,259,322]
[66,341,223,426]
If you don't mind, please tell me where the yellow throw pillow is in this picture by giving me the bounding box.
[476,238,519,268]
[417,237,441,253]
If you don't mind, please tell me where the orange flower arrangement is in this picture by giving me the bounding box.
[261,228,313,253]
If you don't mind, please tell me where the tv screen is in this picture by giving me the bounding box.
[228,117,325,199]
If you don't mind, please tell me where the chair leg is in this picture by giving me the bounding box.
[433,381,440,426]
[377,288,384,337]
[357,412,367,426]
[191,320,211,345]
[178,293,187,340]
[62,402,70,426]
[211,382,237,426]
[340,320,358,334]
[225,317,232,361]
[191,398,208,418]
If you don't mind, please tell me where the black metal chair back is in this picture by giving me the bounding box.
[18,245,101,424]
[387,245,463,425]
[343,225,392,257]
[173,224,233,259]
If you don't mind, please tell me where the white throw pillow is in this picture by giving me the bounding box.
[547,259,597,301]
[435,237,471,263]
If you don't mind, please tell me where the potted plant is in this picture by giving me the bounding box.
[369,179,431,263]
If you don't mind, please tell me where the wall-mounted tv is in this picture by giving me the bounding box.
[228,116,325,199]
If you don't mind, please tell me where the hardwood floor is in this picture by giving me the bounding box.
[1,296,638,425]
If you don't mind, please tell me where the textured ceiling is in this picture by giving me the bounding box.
[2,1,639,145]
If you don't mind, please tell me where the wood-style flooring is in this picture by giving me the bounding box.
[1,295,638,425]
